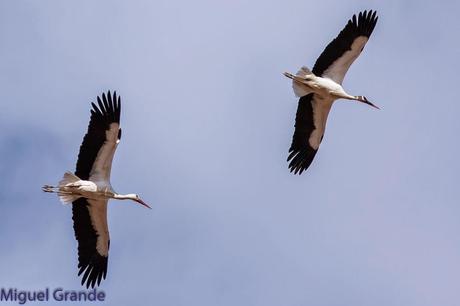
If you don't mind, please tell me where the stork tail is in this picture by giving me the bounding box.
[59,171,81,187]
[296,66,313,77]
[42,172,82,204]
[284,66,315,97]
[57,172,82,203]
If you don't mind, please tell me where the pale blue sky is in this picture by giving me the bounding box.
[1,1,460,305]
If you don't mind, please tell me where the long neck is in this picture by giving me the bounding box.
[336,92,357,101]
[113,193,137,200]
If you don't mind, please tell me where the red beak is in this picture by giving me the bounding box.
[363,100,380,110]
[360,97,380,110]
[135,198,152,209]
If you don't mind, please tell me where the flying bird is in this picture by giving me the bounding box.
[284,10,379,174]
[43,91,151,288]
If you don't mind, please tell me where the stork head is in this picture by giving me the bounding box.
[355,96,380,110]
[129,194,151,209]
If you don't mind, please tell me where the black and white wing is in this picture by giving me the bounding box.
[287,94,332,174]
[72,198,109,288]
[313,10,378,83]
[72,91,121,288]
[75,91,122,184]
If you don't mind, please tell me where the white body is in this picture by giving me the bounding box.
[286,66,356,101]
[284,67,378,151]
[54,171,114,203]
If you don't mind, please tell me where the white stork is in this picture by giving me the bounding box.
[284,10,379,174]
[42,91,151,288]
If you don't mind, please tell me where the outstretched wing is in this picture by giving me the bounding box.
[72,198,110,288]
[287,94,333,175]
[312,10,378,84]
[74,90,122,183]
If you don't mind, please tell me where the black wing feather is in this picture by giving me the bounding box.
[72,90,120,288]
[72,198,109,288]
[312,10,378,76]
[287,94,319,175]
[75,90,121,180]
